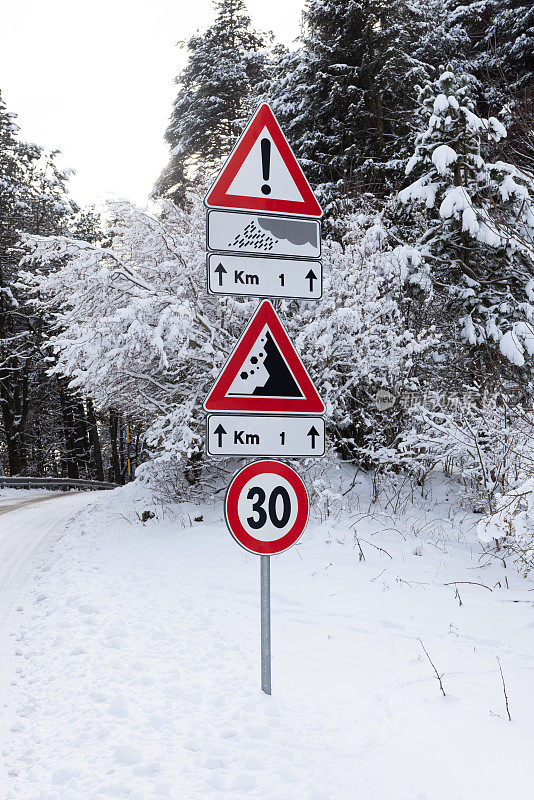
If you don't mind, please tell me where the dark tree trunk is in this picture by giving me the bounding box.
[109,408,123,485]
[73,401,91,478]
[33,416,45,477]
[0,365,29,476]
[118,414,126,480]
[86,398,104,482]
[58,381,80,480]
[0,254,31,475]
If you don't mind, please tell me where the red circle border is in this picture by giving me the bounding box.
[225,460,309,555]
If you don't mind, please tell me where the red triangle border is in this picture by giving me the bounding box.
[204,301,325,414]
[205,104,322,218]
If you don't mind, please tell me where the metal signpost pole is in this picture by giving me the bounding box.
[260,555,271,695]
[225,460,310,695]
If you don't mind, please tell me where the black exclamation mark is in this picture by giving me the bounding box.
[261,138,271,195]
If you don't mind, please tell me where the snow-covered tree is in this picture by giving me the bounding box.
[0,89,78,475]
[22,194,246,485]
[397,68,534,374]
[434,1,534,100]
[22,191,437,485]
[290,213,438,469]
[418,1,534,175]
[266,0,432,213]
[155,0,269,202]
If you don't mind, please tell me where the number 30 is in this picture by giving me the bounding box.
[246,486,291,529]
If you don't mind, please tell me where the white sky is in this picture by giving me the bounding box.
[0,0,304,208]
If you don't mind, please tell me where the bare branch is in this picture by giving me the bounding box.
[418,637,446,696]
[496,656,512,721]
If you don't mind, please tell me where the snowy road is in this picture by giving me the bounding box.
[0,490,72,518]
[0,488,112,788]
[0,490,110,626]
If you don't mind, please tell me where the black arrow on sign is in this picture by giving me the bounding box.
[214,262,227,286]
[307,425,320,449]
[214,423,227,447]
[305,269,317,292]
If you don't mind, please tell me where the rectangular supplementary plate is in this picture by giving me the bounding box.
[206,209,321,259]
[206,414,325,458]
[207,253,322,300]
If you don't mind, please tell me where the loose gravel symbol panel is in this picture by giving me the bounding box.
[206,210,321,259]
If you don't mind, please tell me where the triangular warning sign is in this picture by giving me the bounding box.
[204,301,324,414]
[205,104,322,218]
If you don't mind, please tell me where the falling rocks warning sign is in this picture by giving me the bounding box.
[204,300,324,414]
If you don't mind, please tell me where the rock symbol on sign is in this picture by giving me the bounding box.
[205,104,323,218]
[204,301,324,414]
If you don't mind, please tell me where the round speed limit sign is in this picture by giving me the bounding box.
[225,460,309,555]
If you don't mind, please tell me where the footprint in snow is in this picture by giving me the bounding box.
[52,767,77,785]
[154,781,173,796]
[107,693,130,718]
[183,740,202,752]
[114,745,142,765]
[147,714,171,731]
[203,756,230,770]
[244,756,264,771]
[205,772,226,790]
[230,773,257,790]
[245,724,270,740]
[105,625,129,639]
[210,695,226,708]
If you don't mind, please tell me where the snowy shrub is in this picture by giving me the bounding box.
[397,391,534,508]
[21,193,259,485]
[289,212,438,472]
[478,477,534,575]
[21,194,436,485]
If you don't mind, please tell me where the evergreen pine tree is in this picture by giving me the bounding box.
[0,90,43,474]
[154,0,269,202]
[0,89,79,475]
[266,0,432,214]
[397,68,534,373]
[436,0,534,99]
[491,2,534,95]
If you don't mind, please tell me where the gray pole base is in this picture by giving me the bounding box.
[260,555,271,695]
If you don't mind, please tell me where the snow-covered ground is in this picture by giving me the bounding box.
[0,488,112,792]
[2,477,533,799]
